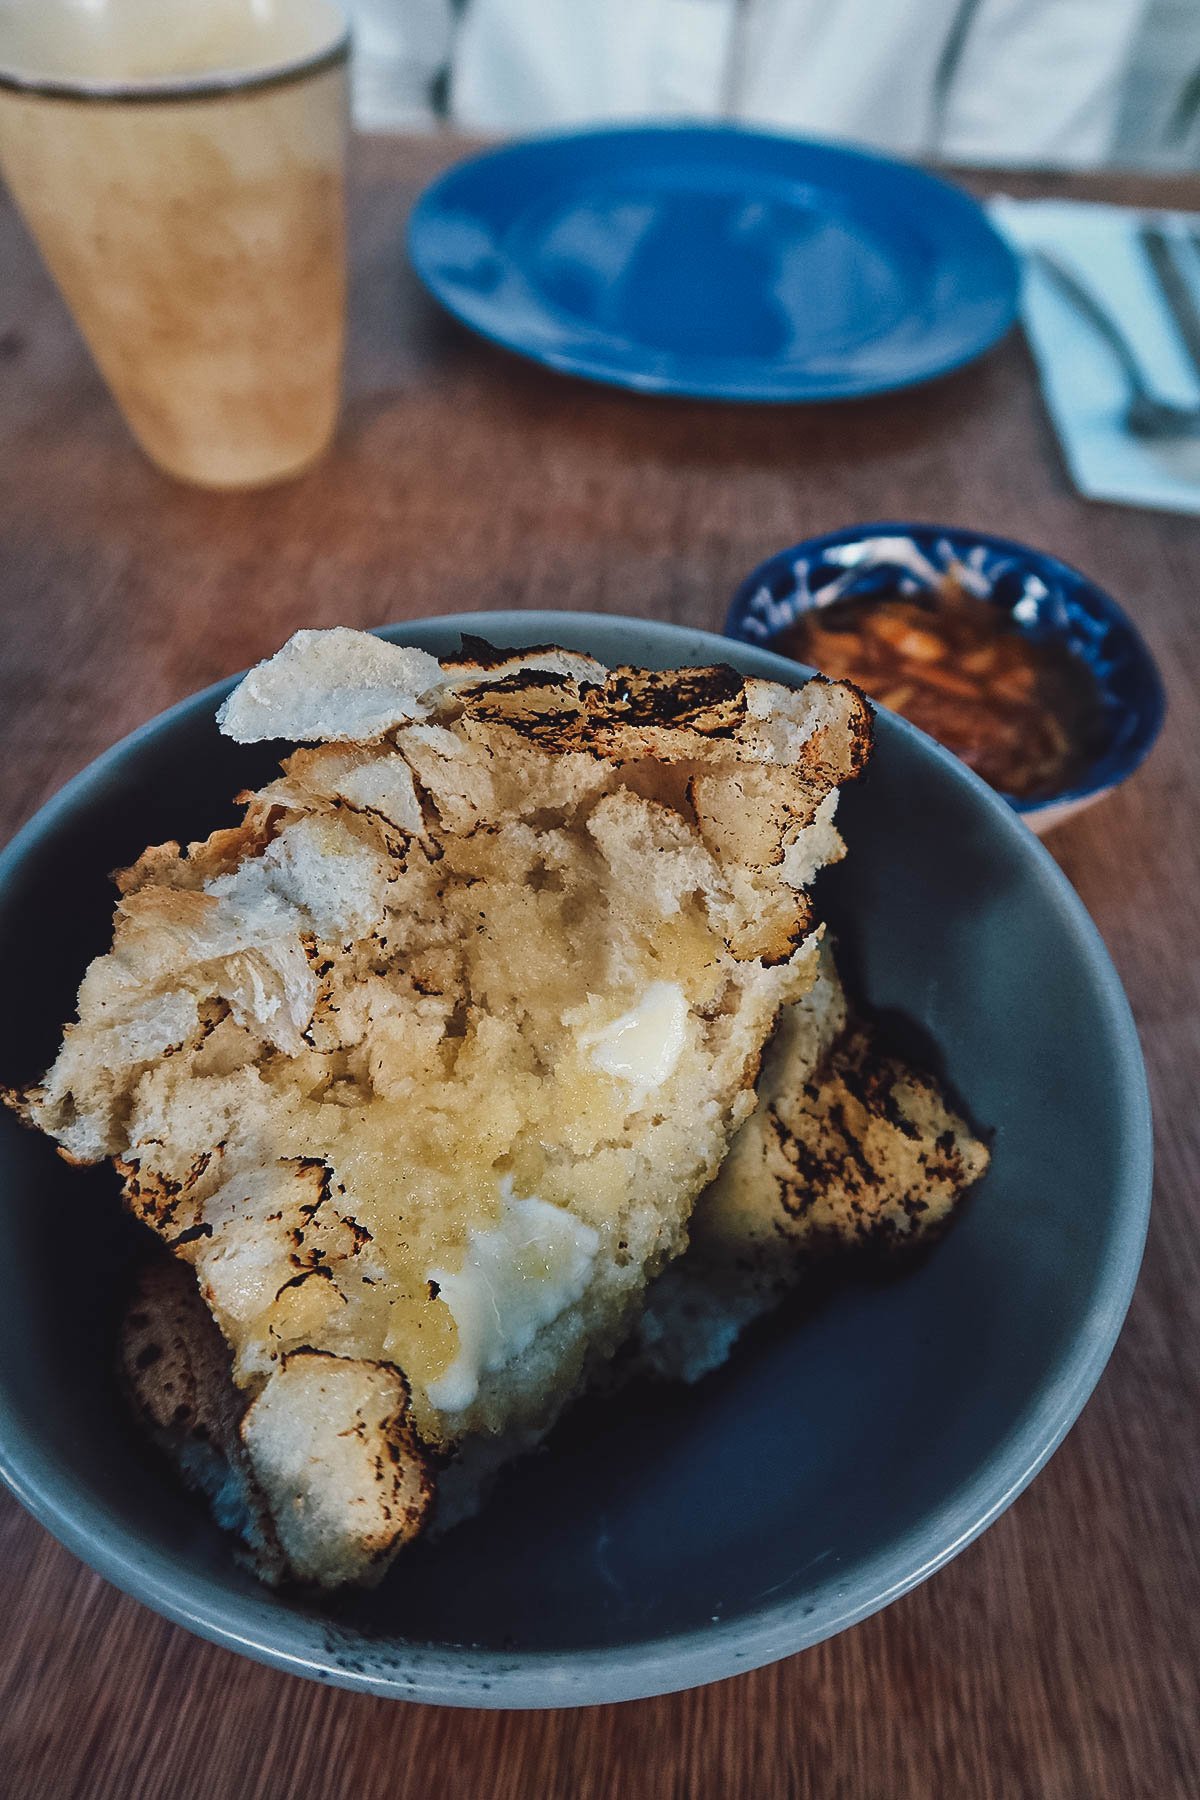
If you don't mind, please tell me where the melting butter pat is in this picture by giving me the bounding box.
[424,1179,600,1414]
[584,981,688,1094]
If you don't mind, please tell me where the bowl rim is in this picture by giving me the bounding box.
[0,610,1153,1708]
[723,520,1167,816]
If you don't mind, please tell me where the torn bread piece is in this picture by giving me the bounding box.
[120,1256,433,1586]
[13,630,870,1586]
[635,949,991,1384]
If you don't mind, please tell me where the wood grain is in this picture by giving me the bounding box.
[0,138,1197,1800]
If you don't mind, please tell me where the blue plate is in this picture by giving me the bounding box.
[407,124,1020,401]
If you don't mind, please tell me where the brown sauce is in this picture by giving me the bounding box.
[774,577,1105,799]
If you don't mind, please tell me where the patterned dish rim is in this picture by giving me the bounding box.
[724,522,1167,826]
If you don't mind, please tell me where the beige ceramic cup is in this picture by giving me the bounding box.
[0,0,349,489]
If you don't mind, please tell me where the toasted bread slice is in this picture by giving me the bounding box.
[118,960,989,1572]
[15,631,870,1585]
[635,950,991,1382]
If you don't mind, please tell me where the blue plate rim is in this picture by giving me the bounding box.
[406,122,1022,404]
[0,610,1151,1707]
[724,521,1168,815]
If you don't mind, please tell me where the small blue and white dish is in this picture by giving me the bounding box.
[725,524,1166,832]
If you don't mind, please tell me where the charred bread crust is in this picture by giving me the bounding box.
[119,1255,289,1584]
[239,1349,435,1587]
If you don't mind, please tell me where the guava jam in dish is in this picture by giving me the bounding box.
[774,573,1105,800]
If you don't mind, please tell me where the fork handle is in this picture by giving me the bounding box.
[1027,249,1151,397]
[1141,225,1200,384]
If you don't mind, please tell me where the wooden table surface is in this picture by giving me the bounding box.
[1,136,1198,1800]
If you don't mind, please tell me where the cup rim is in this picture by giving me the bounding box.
[0,9,350,104]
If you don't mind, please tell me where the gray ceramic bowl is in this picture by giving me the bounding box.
[0,612,1151,1708]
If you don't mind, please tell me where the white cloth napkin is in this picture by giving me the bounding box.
[989,195,1200,515]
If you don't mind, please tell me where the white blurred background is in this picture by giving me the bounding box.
[347,0,1200,169]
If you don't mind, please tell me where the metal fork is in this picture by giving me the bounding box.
[1028,247,1200,440]
[1139,223,1200,384]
